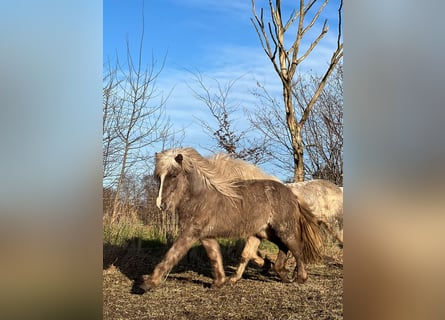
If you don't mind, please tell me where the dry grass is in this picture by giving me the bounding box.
[103,235,343,319]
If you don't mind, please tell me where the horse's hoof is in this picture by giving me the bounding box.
[211,279,226,289]
[228,277,239,285]
[296,274,308,284]
[131,283,147,295]
[139,282,153,292]
[139,278,160,292]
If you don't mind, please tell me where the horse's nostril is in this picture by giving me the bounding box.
[160,202,167,211]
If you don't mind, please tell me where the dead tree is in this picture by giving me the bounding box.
[251,0,343,181]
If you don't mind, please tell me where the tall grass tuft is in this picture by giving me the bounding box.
[103,212,142,246]
[103,208,164,246]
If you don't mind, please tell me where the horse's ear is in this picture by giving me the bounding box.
[175,154,183,165]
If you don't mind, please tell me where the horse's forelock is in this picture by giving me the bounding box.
[155,148,185,177]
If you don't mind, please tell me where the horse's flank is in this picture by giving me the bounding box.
[286,180,343,219]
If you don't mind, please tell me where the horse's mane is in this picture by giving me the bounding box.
[209,153,279,182]
[155,147,279,199]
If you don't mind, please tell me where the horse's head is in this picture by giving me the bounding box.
[155,153,188,213]
[154,147,242,212]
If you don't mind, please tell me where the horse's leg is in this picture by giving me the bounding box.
[229,236,262,284]
[140,234,197,291]
[281,237,308,284]
[200,238,226,288]
[270,227,308,283]
[273,245,293,282]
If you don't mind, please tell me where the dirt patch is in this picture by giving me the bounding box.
[103,240,342,319]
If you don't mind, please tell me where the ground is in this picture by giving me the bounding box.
[103,240,343,320]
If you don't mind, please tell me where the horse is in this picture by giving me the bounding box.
[202,155,344,244]
[140,147,323,291]
[286,180,343,245]
[196,154,343,245]
[183,154,343,283]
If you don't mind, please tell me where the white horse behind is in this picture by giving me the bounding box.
[286,180,343,245]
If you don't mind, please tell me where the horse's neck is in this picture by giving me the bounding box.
[176,172,215,213]
[187,170,211,196]
[176,183,211,221]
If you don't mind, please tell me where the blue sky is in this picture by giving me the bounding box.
[104,0,341,178]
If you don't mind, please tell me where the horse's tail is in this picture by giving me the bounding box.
[297,199,324,263]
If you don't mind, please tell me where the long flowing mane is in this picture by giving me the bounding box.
[209,153,279,182]
[155,148,236,199]
[155,148,280,200]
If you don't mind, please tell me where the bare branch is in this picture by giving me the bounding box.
[251,1,282,78]
[283,9,299,32]
[190,71,270,164]
[337,0,343,48]
[302,0,328,37]
[300,43,343,126]
[296,20,328,65]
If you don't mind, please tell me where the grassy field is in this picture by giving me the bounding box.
[103,215,343,319]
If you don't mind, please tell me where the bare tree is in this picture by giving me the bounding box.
[103,64,122,184]
[103,4,177,219]
[249,63,343,183]
[251,0,343,181]
[190,72,270,165]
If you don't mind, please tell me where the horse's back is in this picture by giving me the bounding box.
[286,179,343,218]
[239,179,297,202]
[236,179,301,220]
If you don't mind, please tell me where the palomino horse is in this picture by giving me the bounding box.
[195,154,344,245]
[140,147,323,291]
[190,154,343,245]
[191,154,343,283]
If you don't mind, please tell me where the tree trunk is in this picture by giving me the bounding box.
[283,82,304,182]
